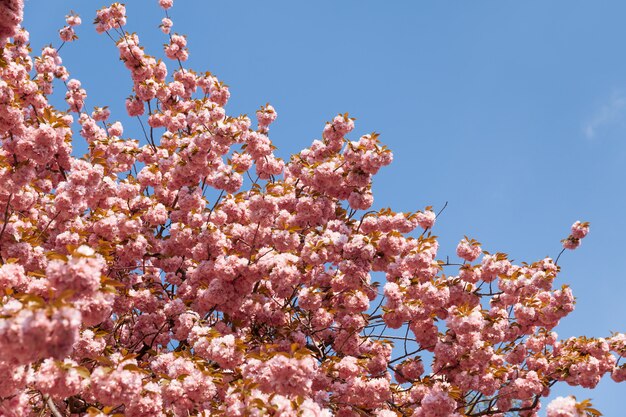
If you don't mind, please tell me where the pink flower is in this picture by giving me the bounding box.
[562,236,581,250]
[348,190,374,210]
[165,33,188,61]
[125,95,145,116]
[546,396,583,417]
[570,221,590,239]
[90,356,144,407]
[0,305,82,364]
[159,0,174,9]
[256,104,277,129]
[612,365,626,382]
[91,106,110,121]
[0,0,23,44]
[65,78,86,112]
[0,263,27,290]
[192,331,243,369]
[456,237,482,262]
[242,354,319,397]
[66,13,81,27]
[413,384,456,417]
[415,209,436,230]
[160,17,173,34]
[59,26,76,42]
[46,246,105,295]
[94,3,126,33]
[107,120,124,136]
[562,221,589,250]
[35,358,86,398]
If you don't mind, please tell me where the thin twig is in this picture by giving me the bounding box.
[435,201,448,218]
[555,247,566,266]
[45,395,63,417]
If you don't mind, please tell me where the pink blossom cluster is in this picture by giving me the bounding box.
[94,3,126,34]
[59,12,81,42]
[160,17,173,35]
[546,396,596,417]
[456,237,482,261]
[256,103,277,131]
[0,0,23,44]
[286,116,393,210]
[0,1,620,416]
[164,34,189,61]
[562,220,590,250]
[65,79,87,112]
[159,0,174,10]
[0,302,81,364]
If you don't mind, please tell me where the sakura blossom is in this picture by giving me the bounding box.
[0,1,620,416]
[546,396,583,417]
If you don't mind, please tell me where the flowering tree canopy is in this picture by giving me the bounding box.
[0,1,623,416]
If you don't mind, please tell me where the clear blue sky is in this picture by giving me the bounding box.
[24,0,626,413]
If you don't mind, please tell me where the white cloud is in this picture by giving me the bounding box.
[584,91,626,139]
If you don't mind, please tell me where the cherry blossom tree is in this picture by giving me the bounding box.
[0,1,623,416]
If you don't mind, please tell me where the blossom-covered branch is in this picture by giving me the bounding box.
[0,1,620,416]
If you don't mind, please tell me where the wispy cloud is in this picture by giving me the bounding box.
[584,91,626,139]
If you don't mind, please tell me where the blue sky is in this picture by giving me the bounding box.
[24,0,626,413]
